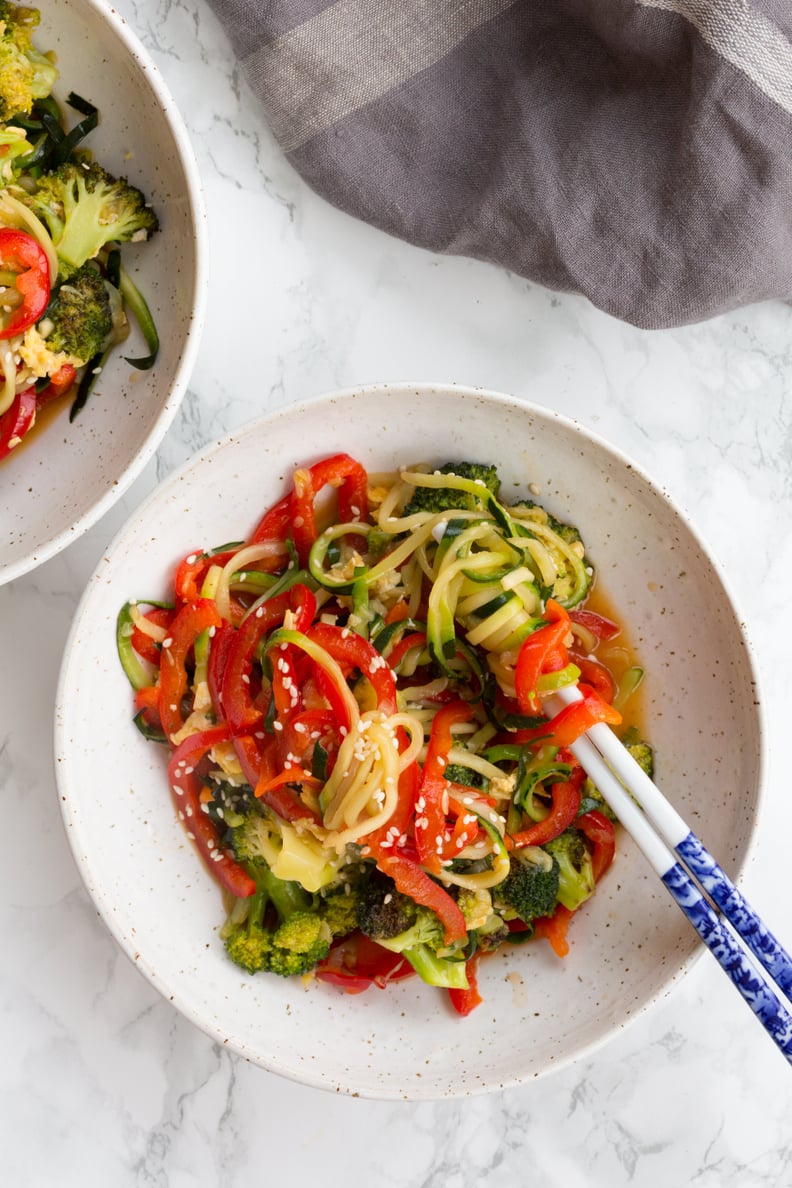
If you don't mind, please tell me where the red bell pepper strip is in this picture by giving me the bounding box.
[448,953,482,1016]
[168,724,256,899]
[254,766,323,825]
[366,762,419,852]
[543,683,622,748]
[415,700,474,873]
[0,228,50,339]
[386,631,428,669]
[291,466,318,566]
[158,598,223,742]
[134,684,162,730]
[250,453,369,545]
[35,363,77,407]
[207,622,235,716]
[515,599,571,715]
[315,932,415,993]
[0,384,36,459]
[511,766,585,848]
[533,905,573,958]
[130,606,174,666]
[306,622,398,715]
[577,809,616,882]
[569,652,616,705]
[232,731,278,790]
[369,844,467,945]
[174,546,240,605]
[569,609,620,641]
[220,592,293,732]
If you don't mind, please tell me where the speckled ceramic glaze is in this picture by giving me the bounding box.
[54,385,764,1100]
[0,0,206,585]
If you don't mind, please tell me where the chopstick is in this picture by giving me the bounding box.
[546,686,792,1064]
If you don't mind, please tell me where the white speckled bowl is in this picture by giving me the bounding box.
[54,384,764,1099]
[0,0,206,585]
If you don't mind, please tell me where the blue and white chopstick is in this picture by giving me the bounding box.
[547,687,792,1064]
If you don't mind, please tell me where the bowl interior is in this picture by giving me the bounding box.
[0,0,204,583]
[55,384,763,1098]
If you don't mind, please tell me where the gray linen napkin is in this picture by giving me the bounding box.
[209,0,792,329]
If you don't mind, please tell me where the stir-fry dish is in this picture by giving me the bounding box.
[118,455,653,1015]
[0,2,158,460]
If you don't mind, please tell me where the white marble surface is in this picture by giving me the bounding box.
[3,0,792,1182]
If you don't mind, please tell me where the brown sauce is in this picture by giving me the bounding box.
[574,581,649,742]
[0,387,72,464]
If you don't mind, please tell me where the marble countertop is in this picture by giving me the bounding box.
[3,0,792,1182]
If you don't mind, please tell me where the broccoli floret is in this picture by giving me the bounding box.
[0,4,57,121]
[578,777,618,823]
[497,849,560,924]
[268,912,331,977]
[458,886,509,953]
[43,262,113,362]
[222,862,331,978]
[544,828,595,912]
[376,905,469,989]
[575,741,653,824]
[29,160,158,278]
[320,889,358,939]
[627,740,654,779]
[356,871,417,940]
[512,500,583,546]
[229,808,274,865]
[403,461,500,516]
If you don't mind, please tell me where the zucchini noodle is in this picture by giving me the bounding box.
[120,453,652,1014]
[0,191,58,283]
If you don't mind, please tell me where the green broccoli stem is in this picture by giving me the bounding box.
[403,945,469,990]
[254,863,313,919]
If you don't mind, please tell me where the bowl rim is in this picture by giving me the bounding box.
[54,381,768,1096]
[0,0,209,587]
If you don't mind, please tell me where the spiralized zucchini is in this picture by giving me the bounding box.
[121,455,649,1011]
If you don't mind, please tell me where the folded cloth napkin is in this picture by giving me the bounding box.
[210,0,792,329]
